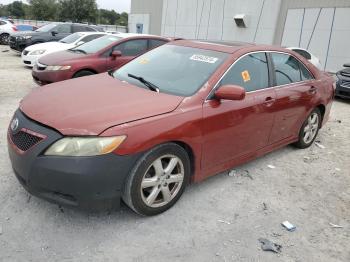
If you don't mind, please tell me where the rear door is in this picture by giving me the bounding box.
[105,39,149,71]
[268,52,316,144]
[202,52,278,171]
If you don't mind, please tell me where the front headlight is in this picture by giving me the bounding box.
[46,65,71,71]
[44,136,126,156]
[30,49,46,55]
[23,36,32,40]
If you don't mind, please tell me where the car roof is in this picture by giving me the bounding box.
[116,33,168,39]
[170,39,293,54]
[169,39,257,53]
[74,32,107,36]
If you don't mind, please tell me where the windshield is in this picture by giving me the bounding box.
[113,45,228,96]
[60,33,84,44]
[70,35,121,54]
[35,24,57,32]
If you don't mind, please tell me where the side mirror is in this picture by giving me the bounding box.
[343,63,350,68]
[51,31,58,36]
[214,84,246,101]
[76,41,85,46]
[111,50,122,60]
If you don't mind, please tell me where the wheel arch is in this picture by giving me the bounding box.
[316,104,326,122]
[73,68,98,76]
[170,140,196,179]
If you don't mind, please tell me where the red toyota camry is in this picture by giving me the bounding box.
[8,40,334,216]
[31,33,170,85]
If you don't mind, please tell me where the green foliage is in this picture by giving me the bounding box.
[29,0,58,21]
[7,1,26,18]
[0,0,128,25]
[58,0,98,23]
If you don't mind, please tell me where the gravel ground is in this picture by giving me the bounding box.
[0,45,349,262]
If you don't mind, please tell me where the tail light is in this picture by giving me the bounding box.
[12,26,18,31]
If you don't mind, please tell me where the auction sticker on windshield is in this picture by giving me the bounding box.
[190,54,218,64]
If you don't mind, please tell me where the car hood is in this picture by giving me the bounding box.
[20,73,184,135]
[25,42,70,52]
[38,50,86,65]
[12,31,44,37]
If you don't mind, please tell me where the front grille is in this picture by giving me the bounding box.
[340,71,350,78]
[23,50,29,56]
[23,60,31,65]
[11,130,43,152]
[341,81,350,88]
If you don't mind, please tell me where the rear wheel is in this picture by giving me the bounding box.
[293,108,321,149]
[122,143,191,216]
[0,33,10,45]
[73,70,95,78]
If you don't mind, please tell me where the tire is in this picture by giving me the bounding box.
[73,70,95,78]
[293,108,321,149]
[0,33,10,45]
[122,143,191,216]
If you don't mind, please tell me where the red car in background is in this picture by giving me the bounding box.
[32,33,170,85]
[8,40,334,216]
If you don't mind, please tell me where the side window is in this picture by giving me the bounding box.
[300,62,314,81]
[114,39,148,56]
[80,34,103,43]
[84,26,96,32]
[149,39,168,49]
[72,25,85,33]
[54,24,71,33]
[220,52,269,92]
[271,53,302,85]
[293,49,311,60]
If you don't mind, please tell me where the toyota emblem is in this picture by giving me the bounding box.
[10,118,19,132]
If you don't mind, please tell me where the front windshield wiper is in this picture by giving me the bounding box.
[71,49,86,54]
[127,73,160,93]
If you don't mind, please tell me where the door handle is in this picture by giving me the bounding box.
[308,86,317,94]
[263,96,275,106]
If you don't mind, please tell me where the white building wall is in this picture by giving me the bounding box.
[282,7,350,72]
[161,0,282,44]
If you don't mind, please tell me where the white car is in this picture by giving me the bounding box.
[287,47,322,70]
[21,32,106,67]
[0,20,17,44]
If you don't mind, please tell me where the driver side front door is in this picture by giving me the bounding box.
[201,52,278,178]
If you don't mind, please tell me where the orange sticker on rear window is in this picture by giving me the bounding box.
[241,70,251,82]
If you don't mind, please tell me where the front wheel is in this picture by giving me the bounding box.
[293,108,321,149]
[122,143,191,216]
[73,70,95,78]
[0,33,10,45]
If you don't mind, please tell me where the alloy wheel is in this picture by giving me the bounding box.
[303,112,319,144]
[140,154,184,208]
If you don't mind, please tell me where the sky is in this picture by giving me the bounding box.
[0,0,131,13]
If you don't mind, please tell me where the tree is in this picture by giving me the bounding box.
[117,12,128,26]
[99,9,119,25]
[7,1,26,18]
[58,0,97,23]
[0,4,8,17]
[29,0,58,21]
